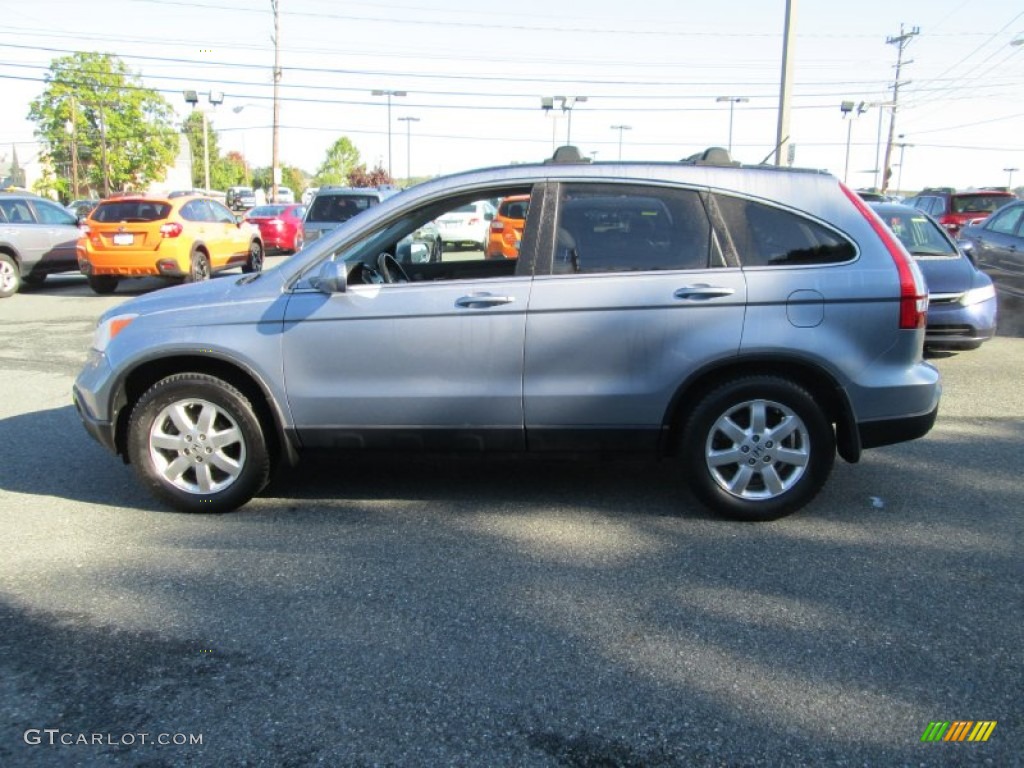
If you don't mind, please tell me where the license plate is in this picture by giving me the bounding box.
[113,233,133,246]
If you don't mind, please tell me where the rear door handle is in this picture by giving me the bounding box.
[455,293,516,308]
[674,285,736,300]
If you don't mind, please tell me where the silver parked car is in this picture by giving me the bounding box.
[74,147,940,521]
[0,191,84,297]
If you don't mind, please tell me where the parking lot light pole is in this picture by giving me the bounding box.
[716,96,749,153]
[610,125,631,160]
[372,90,407,179]
[541,96,587,147]
[184,89,224,192]
[397,116,420,183]
[1004,167,1019,189]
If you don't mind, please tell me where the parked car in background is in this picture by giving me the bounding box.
[872,202,997,350]
[73,147,939,522]
[78,194,264,294]
[301,187,318,206]
[244,204,306,254]
[958,199,1024,299]
[0,191,84,297]
[436,199,495,250]
[226,186,257,212]
[302,186,398,244]
[273,186,295,204]
[906,187,1016,237]
[485,194,530,259]
[66,199,101,218]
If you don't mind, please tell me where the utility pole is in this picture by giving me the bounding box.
[880,24,919,194]
[69,95,79,199]
[774,0,797,166]
[97,101,110,197]
[271,0,281,202]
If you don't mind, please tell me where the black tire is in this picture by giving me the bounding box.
[127,373,270,513]
[87,275,119,295]
[290,232,304,254]
[0,253,21,298]
[242,239,264,273]
[680,376,835,521]
[185,249,211,283]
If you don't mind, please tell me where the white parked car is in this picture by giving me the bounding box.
[274,186,295,204]
[436,199,495,250]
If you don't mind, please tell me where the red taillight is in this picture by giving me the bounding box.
[490,220,505,232]
[159,222,183,238]
[468,217,481,225]
[841,183,927,330]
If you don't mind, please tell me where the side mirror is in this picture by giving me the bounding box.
[311,259,348,294]
[958,239,976,264]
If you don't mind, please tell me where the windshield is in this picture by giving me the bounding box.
[92,201,171,222]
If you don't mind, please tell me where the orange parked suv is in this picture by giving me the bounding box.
[78,195,264,294]
[485,194,530,259]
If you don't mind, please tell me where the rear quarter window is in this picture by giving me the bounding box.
[713,195,856,267]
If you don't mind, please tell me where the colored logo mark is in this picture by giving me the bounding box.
[921,721,997,742]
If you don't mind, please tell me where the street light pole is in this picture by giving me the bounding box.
[716,96,749,153]
[372,90,407,178]
[184,89,223,192]
[1004,167,1019,189]
[894,140,913,193]
[840,100,867,185]
[398,116,420,182]
[610,125,631,160]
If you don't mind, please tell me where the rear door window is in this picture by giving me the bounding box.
[553,184,713,273]
[712,195,855,267]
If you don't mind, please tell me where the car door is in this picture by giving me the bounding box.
[206,200,247,266]
[27,198,82,271]
[523,182,748,452]
[0,198,48,270]
[281,186,543,451]
[969,204,1024,296]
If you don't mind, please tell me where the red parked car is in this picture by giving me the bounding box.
[243,204,305,254]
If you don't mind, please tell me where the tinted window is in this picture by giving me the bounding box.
[209,200,237,223]
[249,205,286,217]
[499,199,529,219]
[179,200,211,222]
[32,199,77,225]
[714,195,855,267]
[0,199,36,223]
[308,194,378,223]
[986,205,1024,236]
[93,201,171,222]
[555,184,711,273]
[951,194,1012,214]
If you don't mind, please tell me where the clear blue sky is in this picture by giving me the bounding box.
[1,0,1022,191]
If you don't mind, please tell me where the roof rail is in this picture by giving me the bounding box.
[544,145,591,164]
[681,147,739,167]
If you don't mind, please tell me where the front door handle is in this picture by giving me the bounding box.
[455,293,516,308]
[674,285,736,300]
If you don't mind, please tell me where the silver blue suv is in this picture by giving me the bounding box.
[74,148,940,521]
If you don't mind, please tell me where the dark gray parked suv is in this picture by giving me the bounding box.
[0,191,84,297]
[74,148,940,521]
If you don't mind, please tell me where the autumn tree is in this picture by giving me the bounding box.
[347,163,393,188]
[28,52,179,199]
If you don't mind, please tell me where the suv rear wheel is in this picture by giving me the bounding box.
[681,376,835,521]
[87,275,119,295]
[127,373,270,513]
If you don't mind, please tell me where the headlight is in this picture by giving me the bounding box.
[960,283,996,306]
[92,313,138,352]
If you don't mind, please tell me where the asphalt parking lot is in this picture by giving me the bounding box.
[0,270,1021,767]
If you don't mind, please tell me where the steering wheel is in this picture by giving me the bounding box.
[377,252,410,284]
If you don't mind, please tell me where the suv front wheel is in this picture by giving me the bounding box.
[127,373,270,513]
[681,376,835,521]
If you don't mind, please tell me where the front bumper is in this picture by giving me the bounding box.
[72,351,120,455]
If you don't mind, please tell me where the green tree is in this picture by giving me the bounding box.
[315,137,361,186]
[28,52,179,198]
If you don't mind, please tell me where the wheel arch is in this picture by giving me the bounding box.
[0,244,23,267]
[661,355,861,464]
[112,354,297,469]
